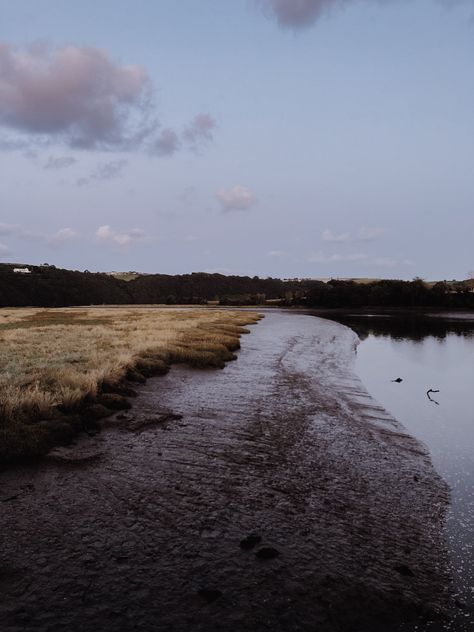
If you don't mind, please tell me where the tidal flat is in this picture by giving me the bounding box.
[0,311,450,631]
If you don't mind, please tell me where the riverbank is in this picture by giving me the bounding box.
[0,307,260,467]
[0,312,450,631]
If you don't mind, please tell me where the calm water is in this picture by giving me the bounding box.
[329,312,474,631]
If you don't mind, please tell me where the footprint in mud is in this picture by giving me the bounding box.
[255,547,280,560]
[197,588,223,603]
[239,534,262,550]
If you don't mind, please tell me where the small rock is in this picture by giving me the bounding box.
[255,547,280,560]
[197,588,222,603]
[394,564,414,577]
[239,534,262,550]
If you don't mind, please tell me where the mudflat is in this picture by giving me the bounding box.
[0,312,449,631]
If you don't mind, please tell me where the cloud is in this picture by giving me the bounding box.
[322,226,388,243]
[216,185,257,212]
[0,43,154,149]
[96,224,146,248]
[48,227,77,247]
[356,226,387,241]
[267,250,287,257]
[322,228,350,243]
[370,257,414,268]
[258,0,466,29]
[0,222,39,239]
[308,251,414,267]
[43,155,77,169]
[77,159,128,186]
[184,113,216,149]
[257,0,337,29]
[308,251,368,263]
[154,128,180,156]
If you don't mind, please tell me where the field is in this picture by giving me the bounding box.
[0,307,261,465]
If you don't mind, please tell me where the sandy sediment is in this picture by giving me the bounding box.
[0,312,449,631]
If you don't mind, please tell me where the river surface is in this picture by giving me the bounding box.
[326,311,474,631]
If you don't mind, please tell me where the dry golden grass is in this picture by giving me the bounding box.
[0,307,261,465]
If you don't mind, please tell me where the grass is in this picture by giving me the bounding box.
[0,307,261,466]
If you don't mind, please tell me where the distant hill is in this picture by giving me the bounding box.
[0,263,473,309]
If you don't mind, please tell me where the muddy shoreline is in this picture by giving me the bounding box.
[0,313,450,631]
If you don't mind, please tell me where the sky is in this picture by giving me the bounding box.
[0,0,473,280]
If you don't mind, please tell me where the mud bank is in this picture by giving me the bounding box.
[0,313,449,631]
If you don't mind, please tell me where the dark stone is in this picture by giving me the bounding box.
[255,547,280,560]
[197,588,222,603]
[239,534,262,550]
[394,564,414,577]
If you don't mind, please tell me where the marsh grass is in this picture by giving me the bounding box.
[0,307,261,465]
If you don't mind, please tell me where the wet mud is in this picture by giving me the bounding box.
[0,313,450,631]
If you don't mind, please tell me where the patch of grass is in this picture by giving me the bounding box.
[0,307,262,466]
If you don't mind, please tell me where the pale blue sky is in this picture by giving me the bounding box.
[0,0,472,279]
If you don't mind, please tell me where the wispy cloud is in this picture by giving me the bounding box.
[0,222,40,240]
[216,185,257,212]
[322,227,388,243]
[184,113,217,150]
[322,229,351,243]
[267,250,287,257]
[153,128,180,156]
[356,227,388,241]
[96,225,146,248]
[48,227,78,247]
[77,159,128,186]
[43,156,77,170]
[308,251,414,267]
[308,251,369,264]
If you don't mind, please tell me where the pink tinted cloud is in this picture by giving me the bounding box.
[184,113,217,149]
[0,43,153,149]
[154,128,180,156]
[258,0,336,28]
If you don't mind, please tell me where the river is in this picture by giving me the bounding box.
[327,311,474,631]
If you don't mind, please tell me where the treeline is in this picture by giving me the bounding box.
[305,278,474,309]
[0,264,307,307]
[0,264,473,309]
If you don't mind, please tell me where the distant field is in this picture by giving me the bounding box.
[0,307,261,464]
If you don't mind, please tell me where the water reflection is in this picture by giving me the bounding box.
[322,311,474,343]
[325,311,474,632]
